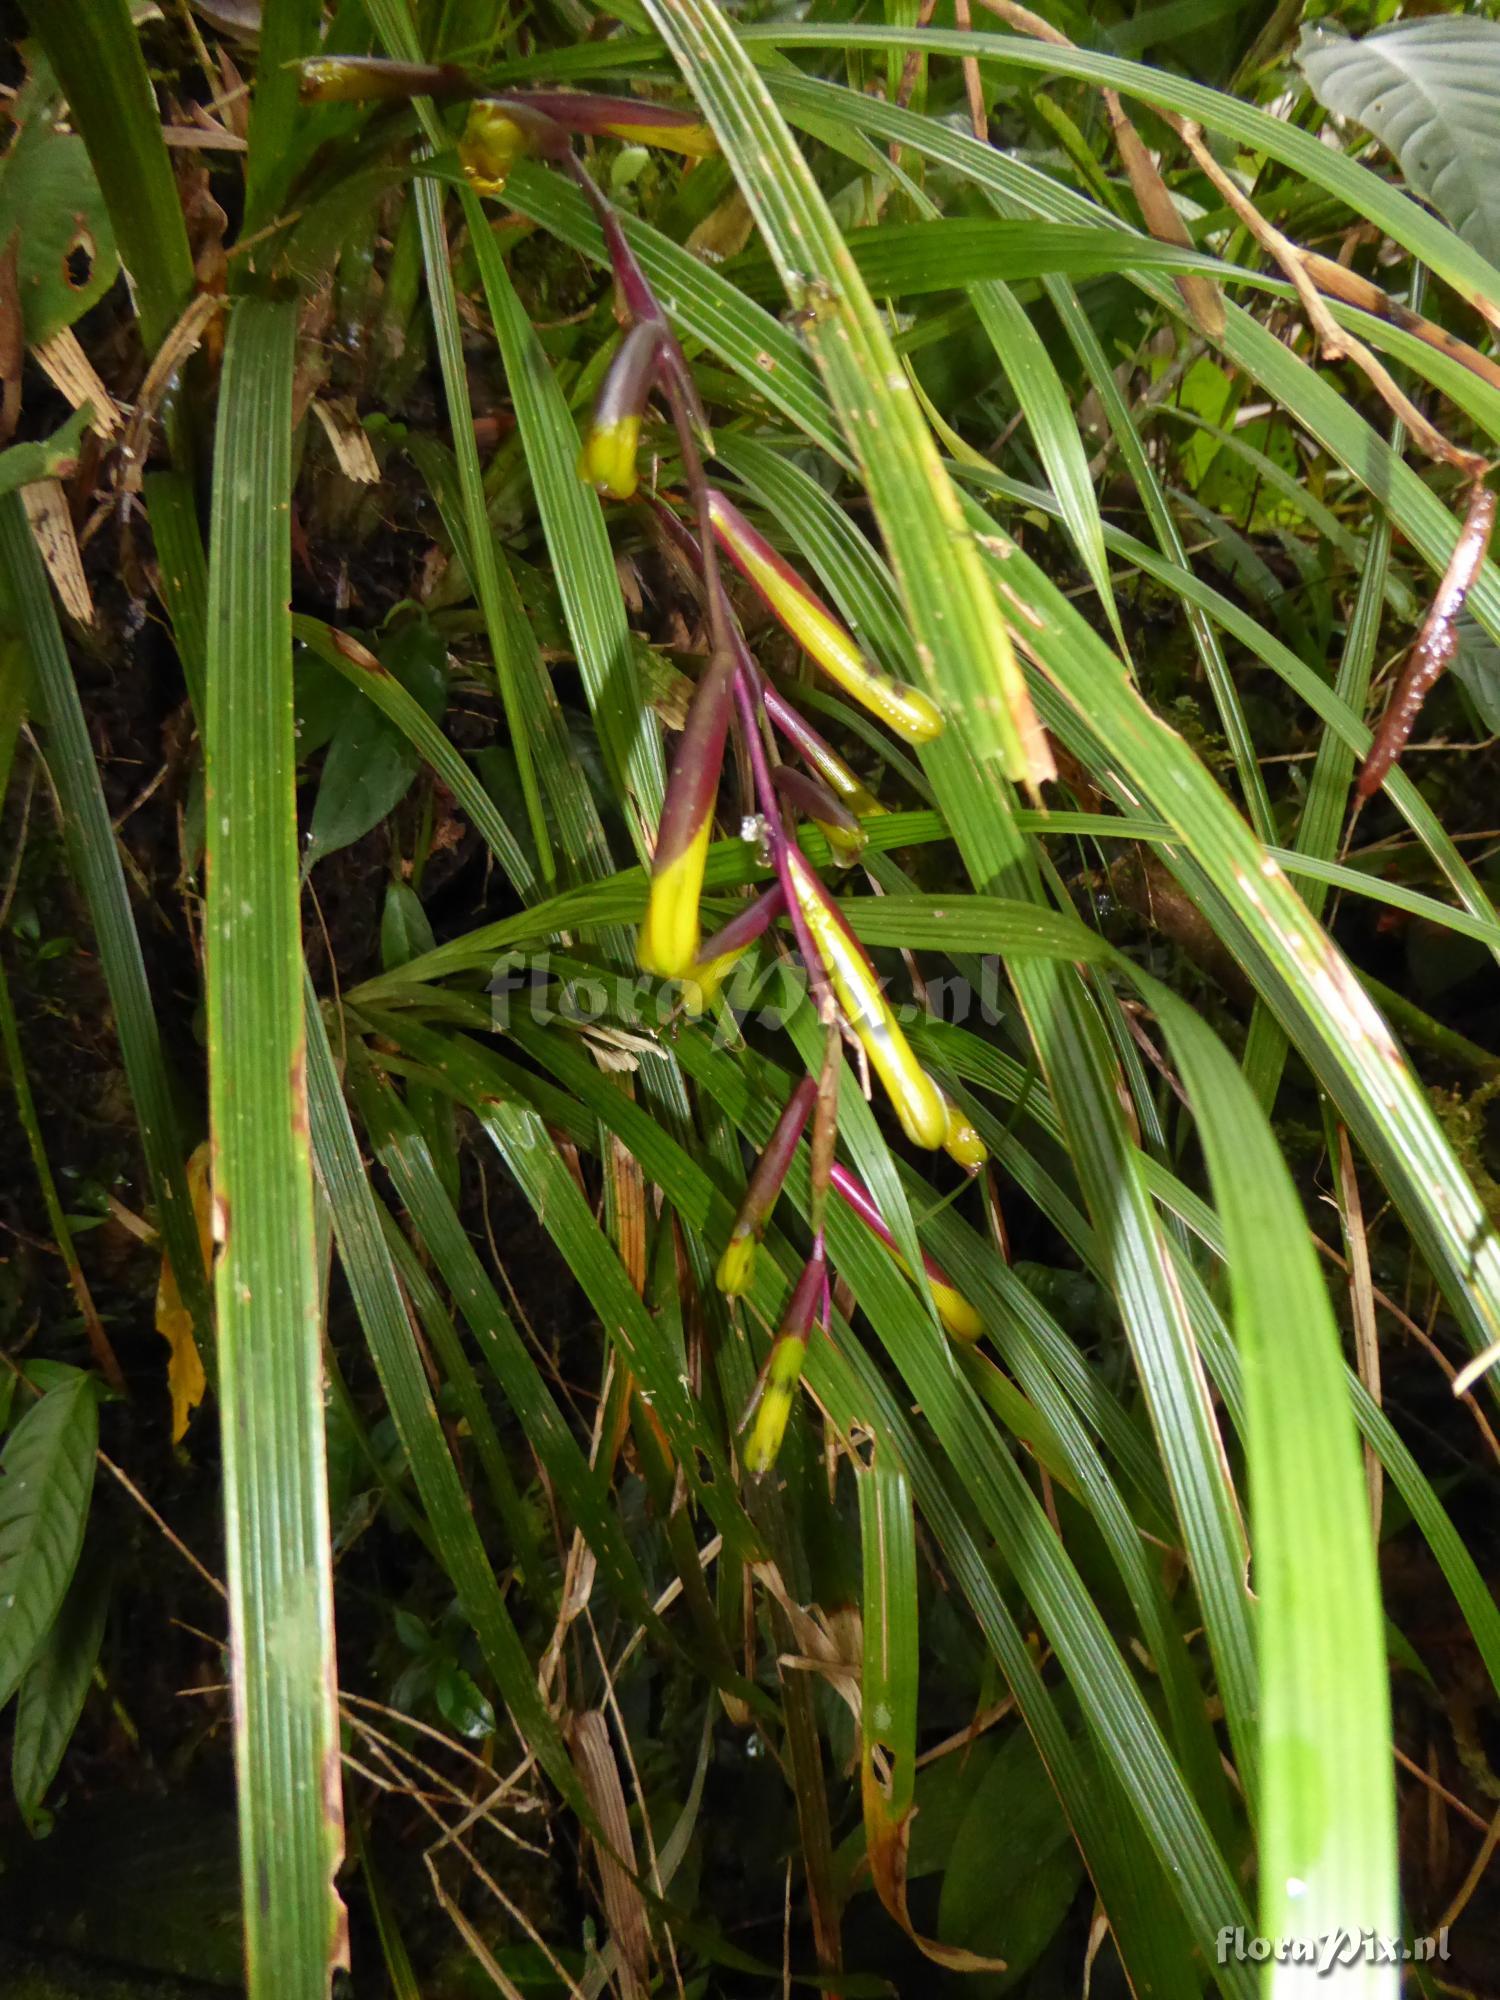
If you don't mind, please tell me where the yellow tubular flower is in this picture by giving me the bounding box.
[708,491,944,744]
[638,645,736,981]
[578,414,642,501]
[831,1162,985,1341]
[680,884,785,1019]
[762,686,886,815]
[297,57,473,102]
[715,1073,814,1296]
[743,1246,824,1473]
[638,819,713,980]
[716,1230,757,1299]
[927,1277,984,1342]
[881,1242,983,1340]
[743,1335,807,1474]
[578,320,662,502]
[501,92,719,159]
[788,853,946,1150]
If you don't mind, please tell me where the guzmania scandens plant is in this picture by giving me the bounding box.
[21,0,1500,1990]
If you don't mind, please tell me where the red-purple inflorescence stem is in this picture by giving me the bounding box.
[695,882,786,969]
[830,1160,956,1294]
[644,495,840,1019]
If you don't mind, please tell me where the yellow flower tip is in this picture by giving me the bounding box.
[709,492,943,744]
[887,682,945,744]
[297,58,355,101]
[743,1387,792,1475]
[637,830,710,980]
[931,1281,984,1343]
[823,821,868,868]
[716,1231,757,1298]
[578,416,641,501]
[606,117,719,158]
[744,1339,807,1474]
[636,903,699,982]
[942,1099,988,1171]
[679,951,733,1019]
[459,102,526,196]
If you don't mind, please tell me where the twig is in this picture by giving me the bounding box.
[1170,115,1488,479]
[1358,480,1496,798]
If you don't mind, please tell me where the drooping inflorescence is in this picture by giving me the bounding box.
[299,58,990,1467]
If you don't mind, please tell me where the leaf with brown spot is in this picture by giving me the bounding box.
[154,1141,213,1444]
[0,405,94,501]
[0,120,119,344]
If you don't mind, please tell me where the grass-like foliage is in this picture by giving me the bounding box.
[1,2,1499,1994]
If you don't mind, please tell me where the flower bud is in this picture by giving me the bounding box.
[716,1075,815,1295]
[787,852,946,1150]
[707,490,944,744]
[743,1247,825,1474]
[638,648,736,979]
[577,321,663,501]
[831,1163,983,1341]
[297,56,474,102]
[683,884,785,1018]
[773,765,867,867]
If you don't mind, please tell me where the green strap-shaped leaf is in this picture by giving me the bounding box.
[461,190,666,862]
[0,498,212,1356]
[361,0,560,888]
[204,297,343,1998]
[741,21,1500,313]
[1147,978,1398,1991]
[302,989,585,1809]
[352,1061,666,1630]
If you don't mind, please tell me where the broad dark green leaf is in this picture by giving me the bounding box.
[21,0,193,351]
[937,1727,1082,1983]
[1298,19,1500,270]
[0,117,118,342]
[0,1374,96,1712]
[304,696,419,872]
[12,1544,108,1829]
[380,881,436,972]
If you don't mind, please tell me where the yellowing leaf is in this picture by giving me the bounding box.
[154,1142,211,1443]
